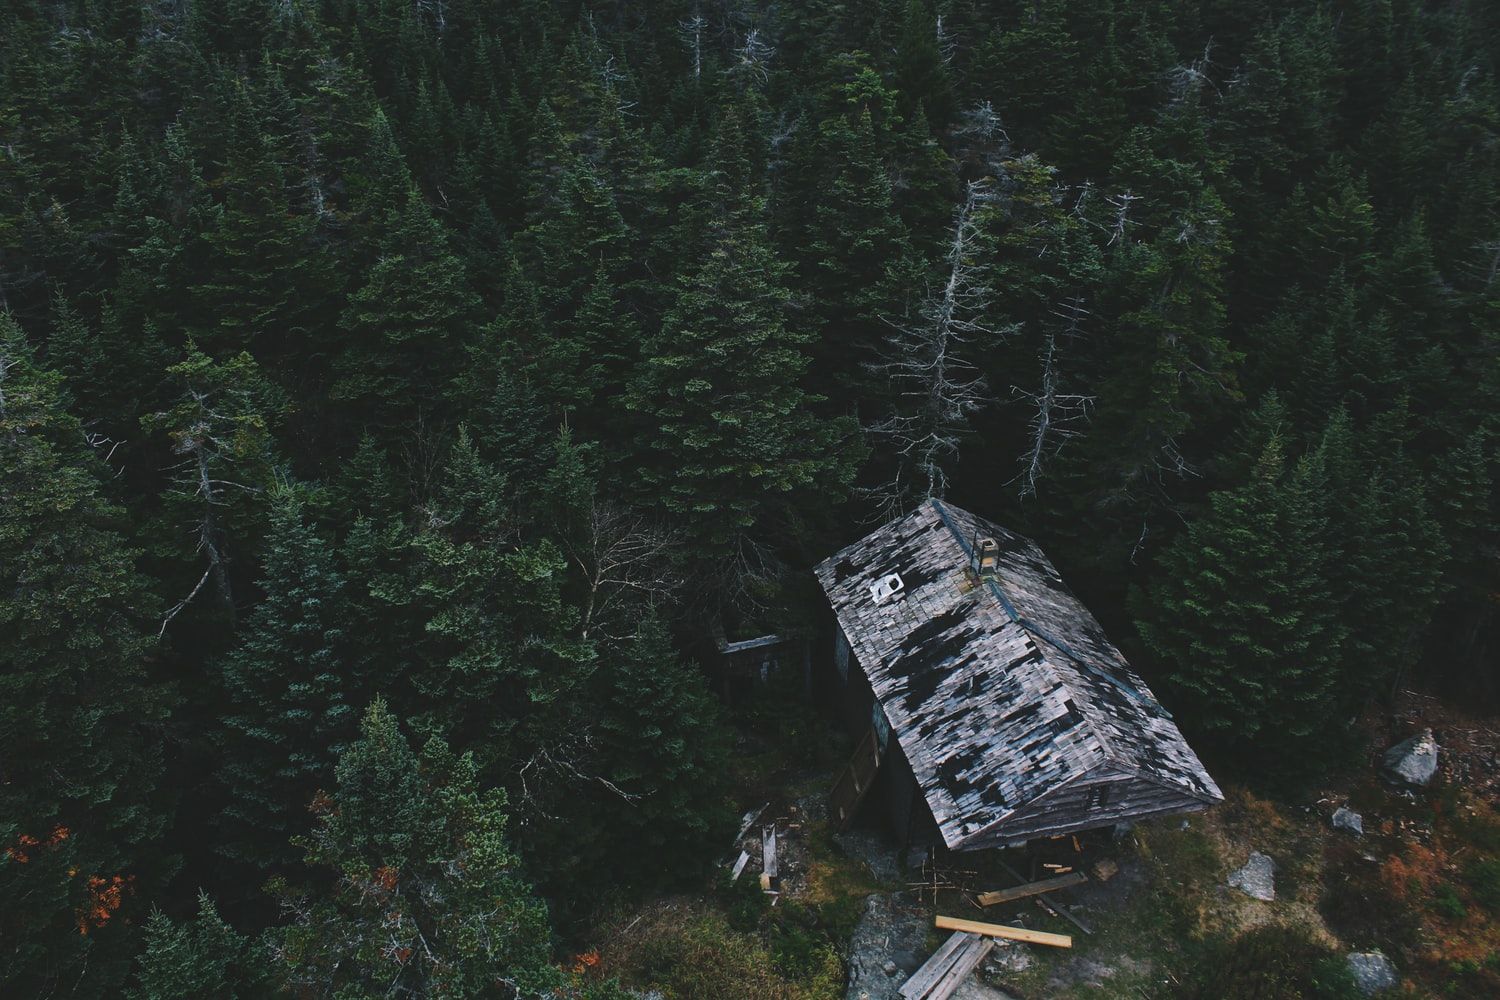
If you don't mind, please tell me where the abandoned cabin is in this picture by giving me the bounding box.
[814,499,1223,852]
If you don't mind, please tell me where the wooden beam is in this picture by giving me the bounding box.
[977,871,1086,906]
[898,932,974,1000]
[997,857,1093,935]
[729,850,750,881]
[934,915,1072,949]
[1033,891,1093,935]
[900,931,993,1000]
[922,936,993,1000]
[762,825,778,879]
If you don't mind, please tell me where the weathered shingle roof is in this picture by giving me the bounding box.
[814,500,1222,849]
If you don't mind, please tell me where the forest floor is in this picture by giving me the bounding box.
[581,689,1500,999]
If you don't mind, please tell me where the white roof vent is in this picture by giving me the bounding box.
[869,572,905,605]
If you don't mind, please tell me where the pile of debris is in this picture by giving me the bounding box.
[724,798,826,903]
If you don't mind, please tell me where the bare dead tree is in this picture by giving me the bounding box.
[414,0,447,33]
[155,392,256,634]
[679,11,706,81]
[728,27,774,88]
[1105,190,1141,245]
[560,497,685,641]
[515,739,639,821]
[936,14,957,63]
[0,347,15,438]
[1011,318,1095,498]
[867,179,1012,503]
[1167,41,1219,103]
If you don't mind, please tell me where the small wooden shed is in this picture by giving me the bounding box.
[813,499,1223,850]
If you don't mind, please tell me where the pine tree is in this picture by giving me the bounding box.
[596,615,732,880]
[333,186,481,431]
[624,213,857,553]
[1134,437,1345,776]
[215,490,357,871]
[268,700,561,998]
[1,317,173,996]
[1319,408,1446,704]
[892,0,956,128]
[806,106,914,402]
[128,894,262,1000]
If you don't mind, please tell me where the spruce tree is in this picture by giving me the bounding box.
[269,701,560,998]
[596,615,732,880]
[624,212,856,552]
[215,490,357,871]
[333,186,481,431]
[128,894,262,1000]
[1135,437,1345,775]
[1,318,172,996]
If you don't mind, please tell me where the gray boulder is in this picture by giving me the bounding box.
[1346,951,1398,995]
[1227,851,1276,901]
[1382,728,1439,787]
[1332,806,1364,836]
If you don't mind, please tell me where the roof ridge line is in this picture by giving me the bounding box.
[928,499,1167,718]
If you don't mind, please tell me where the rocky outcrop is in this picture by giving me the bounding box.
[1381,728,1439,787]
[1346,951,1398,995]
[1332,806,1364,836]
[1227,851,1276,901]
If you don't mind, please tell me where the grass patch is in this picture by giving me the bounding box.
[1432,884,1469,920]
[597,901,841,1000]
[1465,858,1500,914]
[1179,923,1360,1000]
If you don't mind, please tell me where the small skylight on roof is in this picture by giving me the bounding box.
[869,572,904,605]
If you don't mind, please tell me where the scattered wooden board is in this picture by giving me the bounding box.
[997,858,1093,935]
[977,871,1087,906]
[1032,891,1094,935]
[934,915,1073,949]
[734,802,768,843]
[897,932,972,999]
[729,850,750,881]
[762,825,778,879]
[899,931,992,1000]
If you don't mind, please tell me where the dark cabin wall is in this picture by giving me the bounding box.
[865,731,941,848]
[815,616,877,736]
[966,766,1213,848]
[816,616,940,847]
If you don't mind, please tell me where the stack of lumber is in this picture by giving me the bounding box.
[898,931,994,1000]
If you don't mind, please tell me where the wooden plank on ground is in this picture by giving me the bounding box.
[977,871,1086,906]
[762,825,778,879]
[828,726,881,831]
[997,857,1093,935]
[922,936,994,1000]
[1033,892,1093,935]
[734,802,768,843]
[934,915,1073,949]
[897,931,974,1000]
[729,850,750,881]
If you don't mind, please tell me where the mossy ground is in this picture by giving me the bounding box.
[584,688,1496,999]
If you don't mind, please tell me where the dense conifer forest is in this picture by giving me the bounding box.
[2,1,1497,996]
